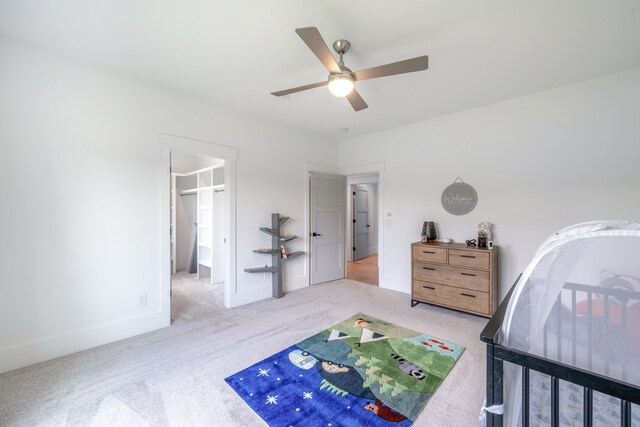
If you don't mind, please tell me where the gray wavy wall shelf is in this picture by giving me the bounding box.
[245,213,305,298]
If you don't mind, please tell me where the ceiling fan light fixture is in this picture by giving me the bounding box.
[328,75,354,97]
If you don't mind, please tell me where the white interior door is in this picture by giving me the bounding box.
[353,185,369,261]
[310,172,345,285]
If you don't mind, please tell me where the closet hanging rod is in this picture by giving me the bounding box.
[180,193,196,197]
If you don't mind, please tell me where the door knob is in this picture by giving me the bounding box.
[312,232,322,237]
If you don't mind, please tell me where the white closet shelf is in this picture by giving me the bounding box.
[198,259,212,268]
[198,242,212,248]
[180,184,224,195]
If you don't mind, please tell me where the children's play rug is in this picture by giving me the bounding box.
[225,313,464,426]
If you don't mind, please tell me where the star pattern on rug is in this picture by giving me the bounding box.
[257,368,270,377]
[303,391,313,399]
[265,395,278,405]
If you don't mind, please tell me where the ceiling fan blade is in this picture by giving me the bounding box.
[352,55,429,81]
[271,80,328,97]
[295,27,341,74]
[346,89,368,111]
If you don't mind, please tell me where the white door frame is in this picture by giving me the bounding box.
[159,134,238,314]
[304,161,384,288]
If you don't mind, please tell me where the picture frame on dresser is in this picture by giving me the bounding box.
[411,241,498,317]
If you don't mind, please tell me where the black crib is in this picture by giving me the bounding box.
[481,278,640,426]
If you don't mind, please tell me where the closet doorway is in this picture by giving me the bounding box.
[170,152,226,323]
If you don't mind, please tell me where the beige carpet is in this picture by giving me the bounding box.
[0,277,487,426]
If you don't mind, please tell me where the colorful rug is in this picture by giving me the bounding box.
[225,313,464,426]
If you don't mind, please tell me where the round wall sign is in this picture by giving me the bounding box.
[441,179,477,215]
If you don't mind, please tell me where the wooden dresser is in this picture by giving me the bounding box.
[411,241,498,317]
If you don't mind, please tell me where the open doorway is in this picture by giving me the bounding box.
[305,164,383,289]
[170,152,226,323]
[346,174,379,286]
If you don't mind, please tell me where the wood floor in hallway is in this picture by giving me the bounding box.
[347,253,379,285]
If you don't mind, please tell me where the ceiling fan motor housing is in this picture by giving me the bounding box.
[329,66,354,82]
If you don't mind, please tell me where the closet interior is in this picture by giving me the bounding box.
[171,162,225,285]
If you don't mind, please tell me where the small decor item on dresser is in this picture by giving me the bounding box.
[477,222,492,240]
[426,221,438,242]
[421,221,429,243]
[477,222,491,248]
[421,221,438,243]
[478,230,487,248]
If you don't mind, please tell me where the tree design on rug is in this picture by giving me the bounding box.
[319,379,348,397]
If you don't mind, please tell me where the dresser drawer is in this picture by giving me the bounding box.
[448,249,489,270]
[413,262,490,292]
[412,280,489,315]
[412,245,447,264]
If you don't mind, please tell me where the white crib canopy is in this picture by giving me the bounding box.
[499,220,640,385]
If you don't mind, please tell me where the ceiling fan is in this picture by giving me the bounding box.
[271,27,429,111]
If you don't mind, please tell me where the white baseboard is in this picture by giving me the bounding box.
[379,276,410,294]
[0,311,168,374]
[229,285,272,308]
[284,276,308,292]
[229,277,308,308]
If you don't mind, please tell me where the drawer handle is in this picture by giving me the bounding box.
[422,285,435,290]
[422,267,436,271]
[461,293,476,298]
[461,255,476,259]
[422,251,436,254]
[460,272,476,277]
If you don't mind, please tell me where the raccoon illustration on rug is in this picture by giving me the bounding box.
[391,354,425,380]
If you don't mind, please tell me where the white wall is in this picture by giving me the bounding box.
[0,37,337,373]
[339,68,640,300]
[171,152,197,174]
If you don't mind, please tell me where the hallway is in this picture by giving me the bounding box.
[346,253,378,286]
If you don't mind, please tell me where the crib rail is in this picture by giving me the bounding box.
[481,278,640,427]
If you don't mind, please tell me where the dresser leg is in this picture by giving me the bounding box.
[411,299,420,307]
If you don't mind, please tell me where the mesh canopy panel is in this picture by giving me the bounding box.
[497,221,640,425]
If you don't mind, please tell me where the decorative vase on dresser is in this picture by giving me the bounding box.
[411,241,498,317]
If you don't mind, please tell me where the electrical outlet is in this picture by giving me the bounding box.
[137,293,147,307]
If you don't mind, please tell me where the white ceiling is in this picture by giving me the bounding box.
[1,1,639,140]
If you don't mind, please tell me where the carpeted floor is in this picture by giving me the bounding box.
[0,278,488,426]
